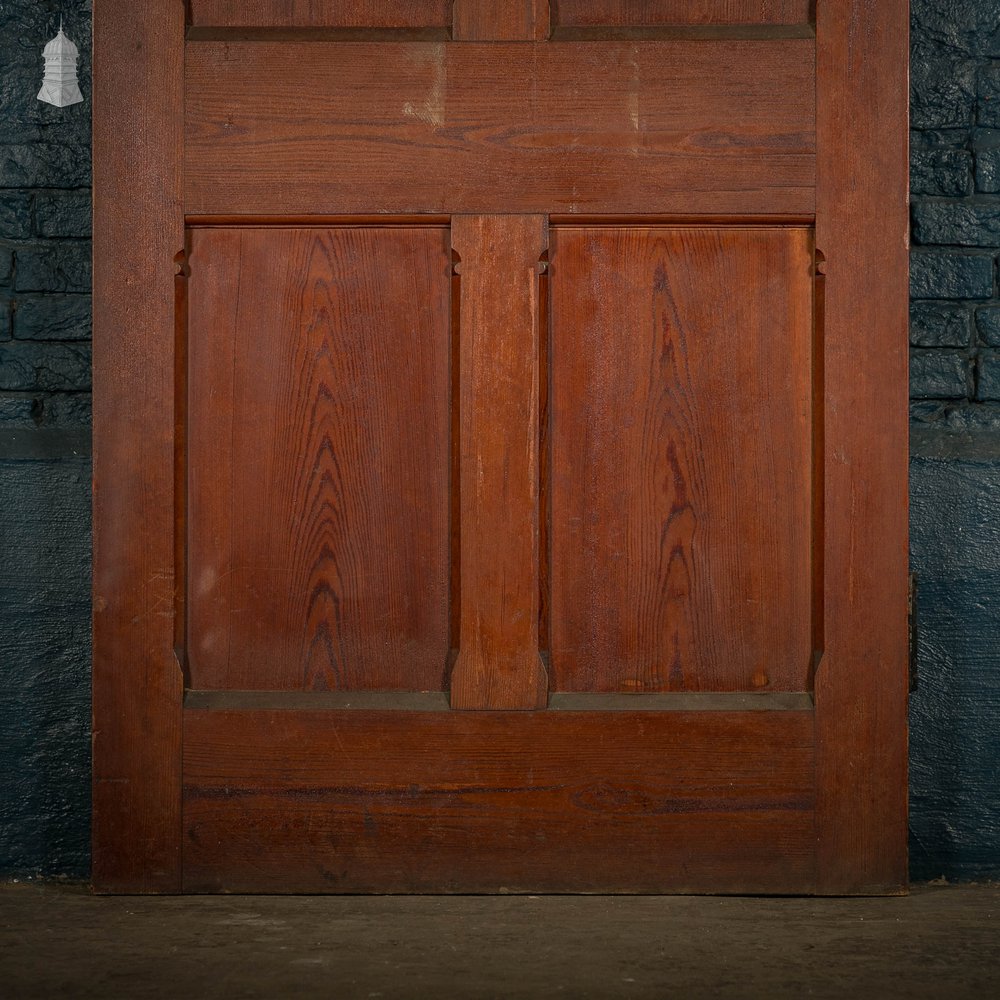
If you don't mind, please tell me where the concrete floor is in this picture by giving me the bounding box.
[1,883,998,999]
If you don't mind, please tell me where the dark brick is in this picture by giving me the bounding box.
[912,200,1000,247]
[0,145,91,190]
[0,247,11,285]
[35,192,91,238]
[911,128,972,151]
[911,150,972,196]
[976,306,1000,346]
[0,393,36,426]
[911,48,977,129]
[0,191,32,239]
[14,295,91,341]
[911,0,1000,58]
[910,349,969,399]
[40,393,91,429]
[978,350,1000,400]
[911,399,1000,434]
[980,63,1000,128]
[910,251,995,299]
[977,149,1000,192]
[910,399,949,425]
[910,303,972,347]
[0,341,91,392]
[973,126,1000,150]
[0,392,90,430]
[14,244,91,293]
[0,296,11,340]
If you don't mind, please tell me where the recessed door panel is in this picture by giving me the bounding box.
[186,227,452,692]
[189,1,452,29]
[554,1,812,26]
[549,227,815,692]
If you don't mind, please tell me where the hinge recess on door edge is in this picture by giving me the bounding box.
[908,572,919,693]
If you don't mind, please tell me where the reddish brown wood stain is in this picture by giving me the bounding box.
[814,0,910,894]
[93,0,909,894]
[449,216,549,710]
[554,1,812,26]
[549,227,814,693]
[183,40,816,218]
[186,227,452,692]
[92,0,185,894]
[182,706,817,893]
[189,1,452,28]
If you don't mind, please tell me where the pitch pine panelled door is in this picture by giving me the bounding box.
[92,1,909,893]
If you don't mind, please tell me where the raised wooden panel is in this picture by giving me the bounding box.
[183,706,816,892]
[185,227,452,692]
[189,1,451,29]
[184,40,816,217]
[554,0,812,26]
[549,226,815,693]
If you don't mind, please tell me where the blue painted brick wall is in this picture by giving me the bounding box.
[1,0,999,881]
[0,0,92,878]
[909,0,1000,880]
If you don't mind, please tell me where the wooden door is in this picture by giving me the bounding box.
[92,1,910,893]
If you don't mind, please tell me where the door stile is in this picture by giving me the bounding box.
[814,0,910,893]
[92,0,186,892]
[449,216,550,710]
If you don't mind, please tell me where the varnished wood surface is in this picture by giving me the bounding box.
[94,0,909,896]
[182,707,816,892]
[549,227,814,693]
[189,1,451,28]
[449,216,548,710]
[91,1,185,892]
[553,0,812,26]
[814,0,910,893]
[186,227,452,692]
[184,40,816,217]
[453,0,550,39]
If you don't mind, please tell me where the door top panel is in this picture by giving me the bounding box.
[189,1,812,31]
[189,1,452,29]
[184,39,815,217]
[554,1,812,27]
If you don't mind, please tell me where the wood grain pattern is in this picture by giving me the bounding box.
[94,0,909,896]
[184,40,816,217]
[186,227,452,692]
[554,0,812,25]
[814,0,910,894]
[549,227,814,693]
[449,216,548,710]
[91,0,184,892]
[189,1,451,28]
[182,706,816,892]
[453,0,551,39]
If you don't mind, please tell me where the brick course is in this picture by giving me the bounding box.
[0,1,92,434]
[909,2,1000,430]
